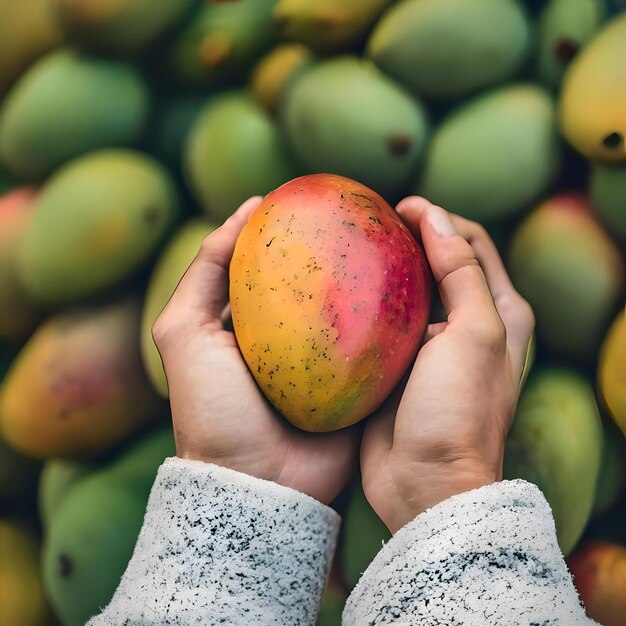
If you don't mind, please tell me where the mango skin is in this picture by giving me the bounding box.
[599,308,626,437]
[590,163,626,242]
[560,15,626,162]
[185,92,297,223]
[419,84,561,221]
[0,297,162,459]
[230,174,431,432]
[141,219,216,397]
[0,50,149,181]
[503,369,603,555]
[508,194,624,361]
[282,57,429,197]
[367,0,530,100]
[18,149,179,305]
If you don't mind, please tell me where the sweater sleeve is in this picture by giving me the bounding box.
[86,457,340,626]
[343,479,598,626]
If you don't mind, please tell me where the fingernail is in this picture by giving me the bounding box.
[426,205,456,238]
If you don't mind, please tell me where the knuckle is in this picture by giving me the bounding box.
[474,316,507,349]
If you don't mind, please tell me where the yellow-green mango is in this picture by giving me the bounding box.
[536,0,605,88]
[504,369,603,555]
[185,92,296,222]
[281,57,429,197]
[0,0,64,94]
[170,0,277,85]
[599,307,626,437]
[367,0,530,100]
[0,297,162,459]
[274,0,392,53]
[590,163,626,242]
[18,149,179,305]
[0,50,149,180]
[593,419,626,515]
[560,15,626,162]
[508,194,623,361]
[0,188,40,342]
[141,219,215,397]
[53,0,195,54]
[419,84,561,221]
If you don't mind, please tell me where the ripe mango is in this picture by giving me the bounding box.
[508,194,623,361]
[274,0,392,53]
[0,188,40,342]
[599,308,626,437]
[367,0,530,100]
[54,0,195,54]
[230,174,431,432]
[0,50,149,180]
[503,369,603,555]
[185,92,296,222]
[18,149,179,305]
[419,84,561,221]
[281,57,429,197]
[141,219,216,397]
[0,297,163,459]
[590,163,626,242]
[560,15,626,162]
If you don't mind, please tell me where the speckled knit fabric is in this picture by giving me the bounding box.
[344,479,598,626]
[87,458,340,626]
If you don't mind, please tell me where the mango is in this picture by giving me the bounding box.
[185,92,296,223]
[0,188,40,342]
[170,0,277,85]
[590,163,626,242]
[508,194,624,361]
[599,308,626,436]
[593,419,626,515]
[230,174,431,432]
[43,427,174,626]
[0,50,149,180]
[0,297,162,459]
[18,149,179,305]
[141,219,215,397]
[418,84,561,221]
[281,57,429,197]
[536,0,605,88]
[503,369,603,555]
[367,0,530,100]
[560,15,626,162]
[274,0,392,53]
[0,0,64,94]
[0,520,53,626]
[568,541,626,626]
[54,0,195,54]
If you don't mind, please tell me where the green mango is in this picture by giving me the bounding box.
[536,0,605,88]
[317,588,346,625]
[54,0,196,54]
[282,57,429,197]
[274,0,393,53]
[593,419,626,515]
[18,149,179,305]
[0,50,149,180]
[186,92,296,222]
[504,369,603,556]
[0,437,41,510]
[367,0,530,101]
[508,194,623,361]
[590,163,626,242]
[418,84,561,221]
[171,0,277,85]
[43,427,174,626]
[141,219,215,397]
[0,0,64,94]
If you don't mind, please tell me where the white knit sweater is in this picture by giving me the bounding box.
[87,458,597,625]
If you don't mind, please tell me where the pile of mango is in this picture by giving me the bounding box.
[0,1,625,624]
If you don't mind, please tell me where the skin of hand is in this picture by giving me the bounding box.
[361,197,535,534]
[152,196,360,505]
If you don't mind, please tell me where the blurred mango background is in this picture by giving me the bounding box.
[0,1,625,624]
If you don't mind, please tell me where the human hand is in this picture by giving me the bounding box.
[361,197,535,533]
[152,197,359,505]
